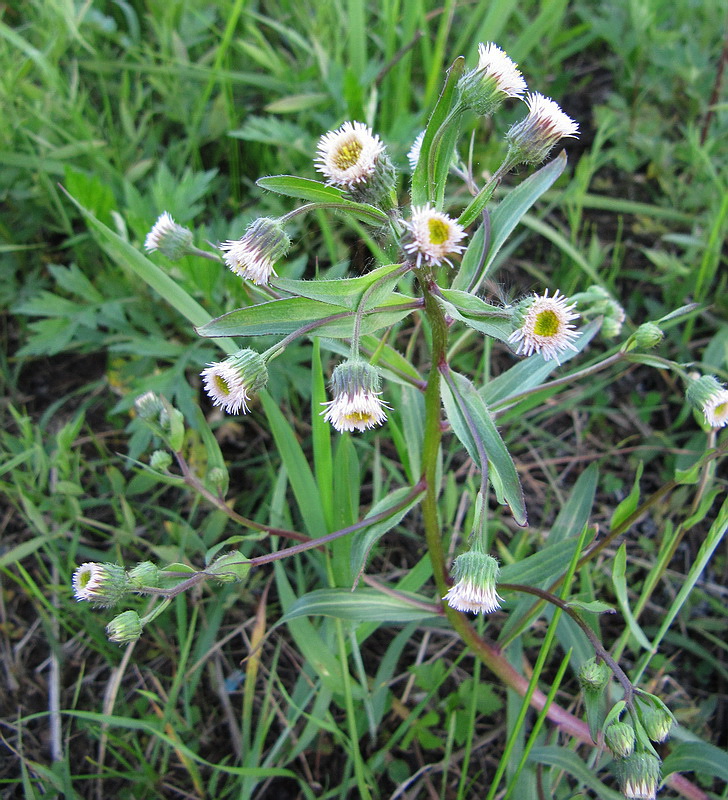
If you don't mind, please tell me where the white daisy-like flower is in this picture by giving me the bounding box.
[407,130,425,172]
[144,212,194,259]
[321,360,388,433]
[315,121,385,188]
[475,42,527,99]
[72,562,129,607]
[443,551,502,615]
[508,289,581,363]
[703,387,728,428]
[220,217,290,286]
[403,204,467,268]
[506,92,579,165]
[201,350,268,415]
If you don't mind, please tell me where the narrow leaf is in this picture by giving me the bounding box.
[257,175,345,202]
[612,543,653,651]
[438,289,513,342]
[279,588,439,624]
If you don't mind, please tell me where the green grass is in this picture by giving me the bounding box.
[2,0,727,798]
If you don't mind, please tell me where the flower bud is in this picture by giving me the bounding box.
[144,212,194,260]
[206,551,251,583]
[127,561,161,590]
[605,721,636,758]
[505,92,579,166]
[617,751,661,800]
[72,562,130,607]
[150,450,173,471]
[640,704,674,743]
[578,657,610,694]
[106,610,144,644]
[134,391,165,421]
[220,217,291,286]
[457,42,527,116]
[633,323,664,349]
[443,551,502,615]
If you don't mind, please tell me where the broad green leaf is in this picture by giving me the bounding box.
[528,747,623,800]
[257,175,345,203]
[350,485,426,584]
[547,463,598,545]
[441,369,527,525]
[453,152,568,292]
[60,188,237,355]
[612,543,653,651]
[274,263,404,310]
[438,289,513,342]
[412,57,465,206]
[499,537,584,586]
[279,588,439,624]
[662,741,728,783]
[196,295,416,339]
[482,320,600,406]
[566,599,614,614]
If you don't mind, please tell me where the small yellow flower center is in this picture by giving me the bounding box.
[334,138,363,170]
[533,309,560,337]
[714,402,728,419]
[78,571,92,590]
[214,375,231,395]
[344,411,372,423]
[427,217,451,245]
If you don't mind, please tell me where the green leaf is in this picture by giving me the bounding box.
[279,588,439,624]
[612,543,653,651]
[528,746,623,800]
[257,175,344,202]
[499,537,584,586]
[274,264,404,310]
[196,294,415,339]
[610,463,643,531]
[441,369,527,525]
[411,57,465,206]
[453,152,567,292]
[350,485,426,584]
[547,463,598,546]
[566,599,614,614]
[662,741,728,783]
[438,289,513,342]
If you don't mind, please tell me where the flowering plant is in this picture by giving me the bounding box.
[63,43,725,800]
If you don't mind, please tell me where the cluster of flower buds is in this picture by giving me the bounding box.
[72,553,251,645]
[571,285,627,339]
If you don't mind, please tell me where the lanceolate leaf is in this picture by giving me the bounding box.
[528,747,623,800]
[195,294,417,339]
[257,175,345,203]
[274,264,405,310]
[279,588,439,624]
[453,152,568,292]
[441,368,527,526]
[662,741,728,783]
[437,289,513,342]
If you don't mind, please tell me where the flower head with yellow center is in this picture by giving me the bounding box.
[201,349,268,415]
[509,289,581,363]
[316,121,385,188]
[404,204,467,268]
[506,92,579,165]
[686,374,728,428]
[72,562,130,607]
[220,217,290,286]
[322,360,388,433]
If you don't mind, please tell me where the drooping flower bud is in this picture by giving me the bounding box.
[321,360,388,433]
[578,657,610,694]
[220,217,291,286]
[127,561,162,590]
[150,450,173,471]
[457,42,527,116]
[633,323,664,350]
[616,751,661,800]
[206,551,251,583]
[505,92,579,165]
[144,212,194,260]
[443,551,503,614]
[640,703,674,744]
[201,348,269,415]
[106,610,144,644]
[605,721,636,758]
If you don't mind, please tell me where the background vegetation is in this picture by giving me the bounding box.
[1,0,726,798]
